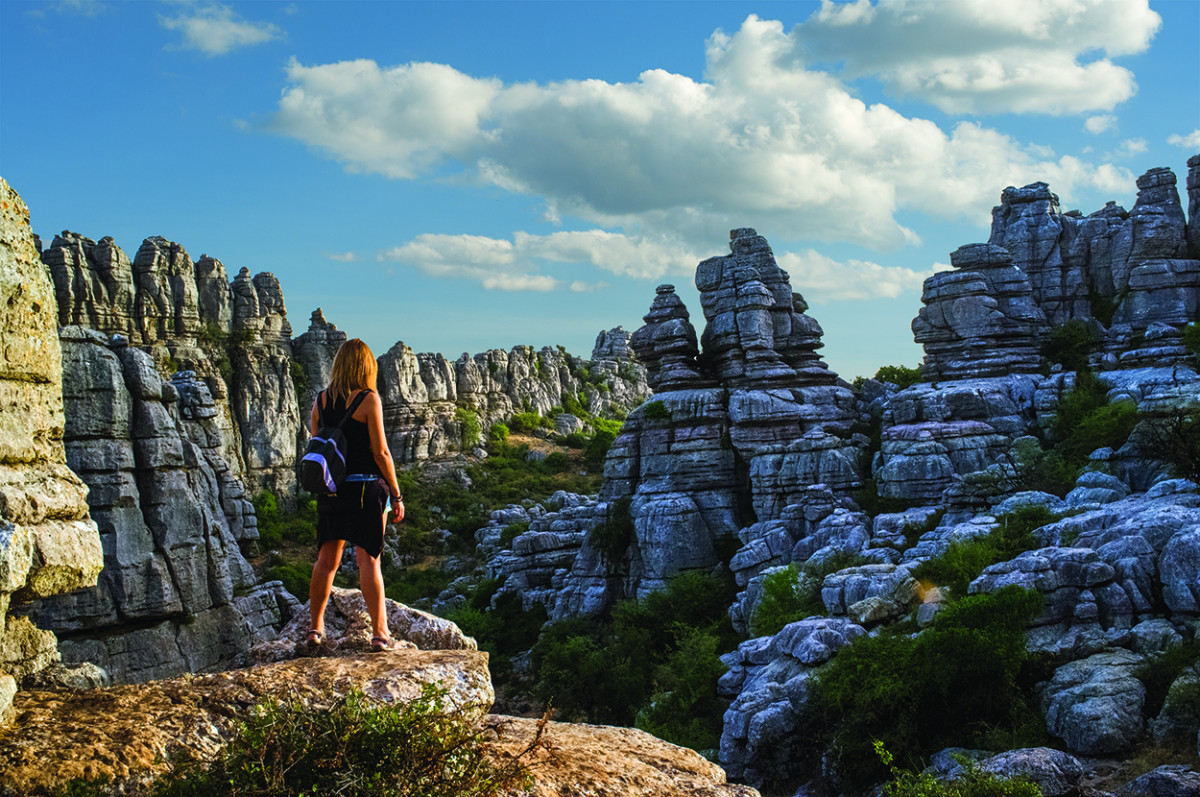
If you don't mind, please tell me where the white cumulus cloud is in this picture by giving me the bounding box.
[789,0,1159,115]
[161,3,281,56]
[1085,114,1117,134]
[272,13,1135,254]
[1168,130,1200,149]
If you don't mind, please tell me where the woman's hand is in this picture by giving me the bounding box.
[390,498,405,524]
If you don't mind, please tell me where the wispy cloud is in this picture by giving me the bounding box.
[161,3,281,56]
[378,230,698,292]
[1168,129,1200,149]
[325,251,359,263]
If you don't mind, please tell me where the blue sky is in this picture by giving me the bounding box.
[2,0,1197,380]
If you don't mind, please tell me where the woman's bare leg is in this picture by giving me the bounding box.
[309,539,346,635]
[357,524,388,639]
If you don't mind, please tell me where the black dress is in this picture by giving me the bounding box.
[314,389,389,558]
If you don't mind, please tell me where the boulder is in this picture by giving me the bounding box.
[1039,649,1146,755]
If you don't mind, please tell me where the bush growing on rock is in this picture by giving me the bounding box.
[874,742,1041,797]
[911,506,1051,599]
[487,422,509,446]
[531,570,737,751]
[455,406,481,447]
[807,586,1045,790]
[641,400,672,421]
[750,552,870,637]
[1040,319,1094,373]
[874,364,923,389]
[136,686,537,796]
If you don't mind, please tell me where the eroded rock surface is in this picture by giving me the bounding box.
[0,649,493,796]
[0,179,102,721]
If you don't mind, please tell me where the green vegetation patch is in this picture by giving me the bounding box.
[875,742,1041,797]
[911,505,1053,600]
[750,551,870,638]
[1040,319,1095,374]
[531,570,738,753]
[874,364,923,390]
[133,686,535,797]
[806,586,1046,790]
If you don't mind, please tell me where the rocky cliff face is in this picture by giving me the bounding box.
[488,229,860,620]
[0,180,103,722]
[25,327,296,683]
[28,221,648,685]
[715,162,1200,788]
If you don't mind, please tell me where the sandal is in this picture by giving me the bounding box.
[305,629,324,648]
[371,635,395,652]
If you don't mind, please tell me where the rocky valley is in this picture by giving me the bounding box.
[1,155,1199,797]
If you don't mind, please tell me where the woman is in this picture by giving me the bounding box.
[305,338,405,651]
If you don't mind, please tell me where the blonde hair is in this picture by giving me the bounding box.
[327,338,378,402]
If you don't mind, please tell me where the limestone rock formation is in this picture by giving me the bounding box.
[26,328,294,684]
[913,243,1047,380]
[369,332,648,464]
[0,179,102,721]
[489,229,859,623]
[290,307,346,414]
[986,166,1200,369]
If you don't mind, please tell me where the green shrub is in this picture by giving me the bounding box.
[853,478,925,517]
[751,564,811,637]
[1136,640,1200,719]
[588,496,634,568]
[509,412,548,434]
[911,506,1051,599]
[252,492,318,551]
[455,406,481,447]
[874,742,1042,797]
[1138,406,1200,483]
[584,428,617,472]
[446,589,547,674]
[559,431,588,448]
[385,568,453,608]
[500,521,530,547]
[751,552,871,637]
[1052,371,1139,463]
[253,491,282,549]
[901,508,946,550]
[1183,323,1200,357]
[874,364,923,390]
[561,393,588,418]
[808,586,1045,789]
[289,361,310,402]
[532,570,737,743]
[1041,319,1094,373]
[543,451,570,472]
[144,685,535,797]
[487,423,509,447]
[635,627,728,753]
[264,561,313,601]
[641,401,672,421]
[1089,290,1120,328]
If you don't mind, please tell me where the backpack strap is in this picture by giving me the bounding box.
[317,389,372,429]
[340,389,370,427]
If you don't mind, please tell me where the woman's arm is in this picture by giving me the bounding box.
[362,391,405,522]
[309,394,320,438]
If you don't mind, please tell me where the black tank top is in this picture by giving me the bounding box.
[320,390,382,477]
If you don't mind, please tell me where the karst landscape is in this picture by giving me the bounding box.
[0,154,1198,796]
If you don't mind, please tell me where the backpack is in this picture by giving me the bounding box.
[299,389,370,495]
